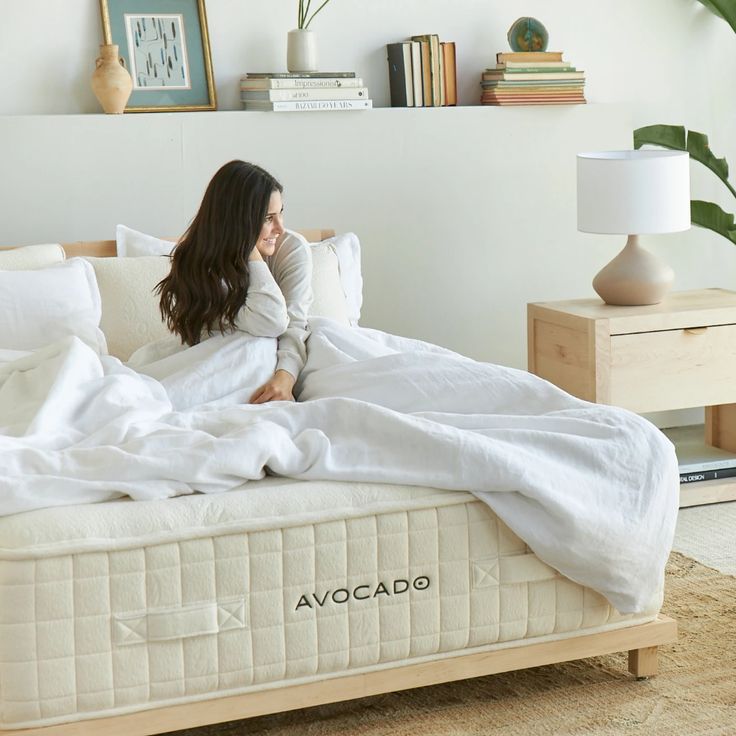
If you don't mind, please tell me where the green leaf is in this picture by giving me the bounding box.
[694,0,736,35]
[634,124,686,151]
[686,131,733,194]
[634,125,736,199]
[691,200,736,245]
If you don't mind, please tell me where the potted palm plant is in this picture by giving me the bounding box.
[287,0,336,72]
[633,0,736,245]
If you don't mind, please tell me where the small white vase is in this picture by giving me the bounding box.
[287,29,318,73]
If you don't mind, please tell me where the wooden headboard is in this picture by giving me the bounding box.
[60,229,336,258]
[0,228,335,258]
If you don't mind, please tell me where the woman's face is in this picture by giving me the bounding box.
[255,190,285,257]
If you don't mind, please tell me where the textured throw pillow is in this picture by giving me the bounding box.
[0,243,65,270]
[100,228,355,358]
[0,258,106,353]
[312,232,362,325]
[85,256,172,361]
[116,224,176,257]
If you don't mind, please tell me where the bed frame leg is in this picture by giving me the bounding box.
[628,645,658,679]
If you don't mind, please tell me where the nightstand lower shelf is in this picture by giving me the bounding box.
[679,477,736,508]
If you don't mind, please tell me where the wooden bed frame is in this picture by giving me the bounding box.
[57,229,336,258]
[3,236,677,736]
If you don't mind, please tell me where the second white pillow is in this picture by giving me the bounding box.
[116,224,176,257]
[0,259,106,353]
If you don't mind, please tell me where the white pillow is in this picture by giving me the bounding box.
[0,243,66,270]
[116,224,176,257]
[312,232,362,325]
[0,258,106,353]
[309,242,351,325]
[85,256,172,361]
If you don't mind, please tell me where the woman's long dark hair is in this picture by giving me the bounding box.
[157,160,283,346]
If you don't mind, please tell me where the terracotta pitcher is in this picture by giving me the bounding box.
[91,44,133,114]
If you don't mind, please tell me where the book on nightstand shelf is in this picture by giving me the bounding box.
[240,72,372,111]
[680,468,736,484]
[662,425,736,480]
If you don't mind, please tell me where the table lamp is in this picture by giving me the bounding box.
[577,150,691,306]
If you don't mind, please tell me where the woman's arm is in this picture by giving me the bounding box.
[269,231,314,378]
[249,231,313,403]
[234,256,289,338]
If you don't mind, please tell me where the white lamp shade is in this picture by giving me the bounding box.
[577,150,691,234]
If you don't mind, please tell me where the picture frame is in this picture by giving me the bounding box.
[98,0,216,112]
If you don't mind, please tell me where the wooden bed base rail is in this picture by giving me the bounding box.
[3,615,676,736]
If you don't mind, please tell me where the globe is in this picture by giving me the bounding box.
[507,17,549,52]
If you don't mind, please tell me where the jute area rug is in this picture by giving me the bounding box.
[166,552,736,736]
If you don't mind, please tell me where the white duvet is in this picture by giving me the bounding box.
[0,319,679,614]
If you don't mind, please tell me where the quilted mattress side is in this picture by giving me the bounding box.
[0,499,660,729]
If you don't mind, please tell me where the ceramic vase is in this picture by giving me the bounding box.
[91,44,133,114]
[287,29,318,73]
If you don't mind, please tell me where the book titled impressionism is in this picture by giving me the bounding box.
[240,76,365,90]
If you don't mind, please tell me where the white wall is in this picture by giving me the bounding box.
[2,1,736,371]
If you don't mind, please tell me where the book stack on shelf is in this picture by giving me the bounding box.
[663,425,736,485]
[480,50,586,106]
[240,72,372,112]
[386,34,457,107]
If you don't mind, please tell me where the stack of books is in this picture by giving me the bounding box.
[386,34,457,107]
[240,72,372,112]
[663,425,736,485]
[480,50,586,106]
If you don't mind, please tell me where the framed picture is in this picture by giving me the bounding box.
[99,0,216,112]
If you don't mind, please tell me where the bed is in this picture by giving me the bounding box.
[0,231,678,735]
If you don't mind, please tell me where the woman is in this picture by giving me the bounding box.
[157,160,313,403]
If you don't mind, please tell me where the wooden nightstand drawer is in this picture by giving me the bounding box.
[610,324,736,412]
[528,289,736,508]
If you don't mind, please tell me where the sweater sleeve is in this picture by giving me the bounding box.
[234,261,289,338]
[268,231,314,378]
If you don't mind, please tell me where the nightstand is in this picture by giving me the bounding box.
[527,288,736,508]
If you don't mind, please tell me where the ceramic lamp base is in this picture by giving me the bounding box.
[593,234,674,306]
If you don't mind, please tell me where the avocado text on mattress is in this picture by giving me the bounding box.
[295,576,431,611]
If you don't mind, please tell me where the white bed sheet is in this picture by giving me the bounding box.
[0,318,679,613]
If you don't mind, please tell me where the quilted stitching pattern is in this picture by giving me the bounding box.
[0,500,640,728]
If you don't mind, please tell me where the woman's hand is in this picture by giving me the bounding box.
[249,369,296,404]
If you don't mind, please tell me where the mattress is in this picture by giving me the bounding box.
[0,478,661,729]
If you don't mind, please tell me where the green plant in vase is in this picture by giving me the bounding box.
[297,0,334,29]
[288,0,336,72]
[633,0,736,245]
